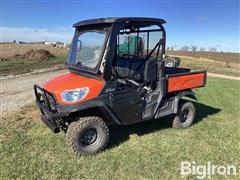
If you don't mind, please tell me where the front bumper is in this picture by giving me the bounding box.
[34,84,66,133]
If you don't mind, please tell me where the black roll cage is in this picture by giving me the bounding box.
[103,21,166,81]
[117,27,164,58]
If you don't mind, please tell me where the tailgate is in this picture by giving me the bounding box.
[167,71,207,93]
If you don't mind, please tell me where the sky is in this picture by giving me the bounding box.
[1,0,239,52]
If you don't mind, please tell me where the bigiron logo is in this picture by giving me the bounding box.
[180,161,239,179]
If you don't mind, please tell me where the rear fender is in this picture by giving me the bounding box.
[155,90,197,119]
[173,90,197,113]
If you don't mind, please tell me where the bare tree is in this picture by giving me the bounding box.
[170,46,174,51]
[191,45,197,52]
[209,47,217,52]
[200,47,205,51]
[181,46,189,51]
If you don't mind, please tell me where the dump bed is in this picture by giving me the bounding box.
[166,67,206,93]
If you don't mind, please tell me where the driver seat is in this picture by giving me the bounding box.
[113,56,156,85]
[113,57,145,82]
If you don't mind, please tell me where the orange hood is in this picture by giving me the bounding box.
[43,73,105,105]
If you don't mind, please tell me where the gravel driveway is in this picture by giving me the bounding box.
[1,68,68,112]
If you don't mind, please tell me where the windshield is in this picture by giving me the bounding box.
[67,28,108,73]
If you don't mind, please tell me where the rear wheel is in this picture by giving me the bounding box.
[66,116,109,156]
[172,101,196,128]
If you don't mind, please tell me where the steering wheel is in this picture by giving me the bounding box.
[126,79,146,96]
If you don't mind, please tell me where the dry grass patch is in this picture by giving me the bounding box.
[167,51,240,64]
[178,56,240,77]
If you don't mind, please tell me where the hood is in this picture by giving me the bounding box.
[43,73,105,105]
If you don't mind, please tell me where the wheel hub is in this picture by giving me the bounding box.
[180,109,189,122]
[81,128,97,145]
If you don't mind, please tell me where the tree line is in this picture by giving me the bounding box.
[167,46,217,52]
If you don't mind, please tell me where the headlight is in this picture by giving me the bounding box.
[62,87,89,102]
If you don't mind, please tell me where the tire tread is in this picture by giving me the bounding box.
[66,116,109,156]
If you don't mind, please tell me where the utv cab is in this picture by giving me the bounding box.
[34,17,207,156]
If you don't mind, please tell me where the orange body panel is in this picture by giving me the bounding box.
[43,73,105,105]
[168,72,205,93]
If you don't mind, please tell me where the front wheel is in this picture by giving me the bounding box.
[172,101,196,128]
[66,116,109,156]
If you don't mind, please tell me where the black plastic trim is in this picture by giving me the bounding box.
[34,84,67,133]
[173,90,197,113]
[57,98,122,125]
[73,17,166,27]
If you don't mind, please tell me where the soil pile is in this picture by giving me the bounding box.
[20,49,56,60]
[7,49,56,61]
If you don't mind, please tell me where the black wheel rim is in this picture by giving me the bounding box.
[180,108,190,122]
[81,128,97,145]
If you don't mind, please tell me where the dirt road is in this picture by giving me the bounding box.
[207,72,240,81]
[1,69,68,112]
[1,69,239,112]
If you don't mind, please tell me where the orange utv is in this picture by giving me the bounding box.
[34,17,207,156]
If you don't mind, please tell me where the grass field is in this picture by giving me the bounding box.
[167,51,239,64]
[0,56,66,75]
[1,78,240,179]
[178,56,240,77]
[0,43,67,75]
[166,51,240,77]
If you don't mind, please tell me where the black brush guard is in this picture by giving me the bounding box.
[34,84,66,133]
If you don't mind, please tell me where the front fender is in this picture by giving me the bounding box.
[57,97,122,125]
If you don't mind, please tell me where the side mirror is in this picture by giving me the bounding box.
[144,58,157,83]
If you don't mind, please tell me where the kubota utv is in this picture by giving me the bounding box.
[34,17,207,156]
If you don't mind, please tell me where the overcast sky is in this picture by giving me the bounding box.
[1,1,239,52]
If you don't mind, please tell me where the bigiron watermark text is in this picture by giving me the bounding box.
[180,161,239,179]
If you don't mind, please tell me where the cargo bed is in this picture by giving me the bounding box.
[165,67,207,93]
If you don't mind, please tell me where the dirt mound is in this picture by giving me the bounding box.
[11,49,56,61]
[23,49,56,60]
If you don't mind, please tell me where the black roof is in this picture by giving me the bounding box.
[73,17,166,27]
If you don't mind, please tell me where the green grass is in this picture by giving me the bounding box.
[0,55,66,75]
[179,56,240,77]
[1,78,240,179]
